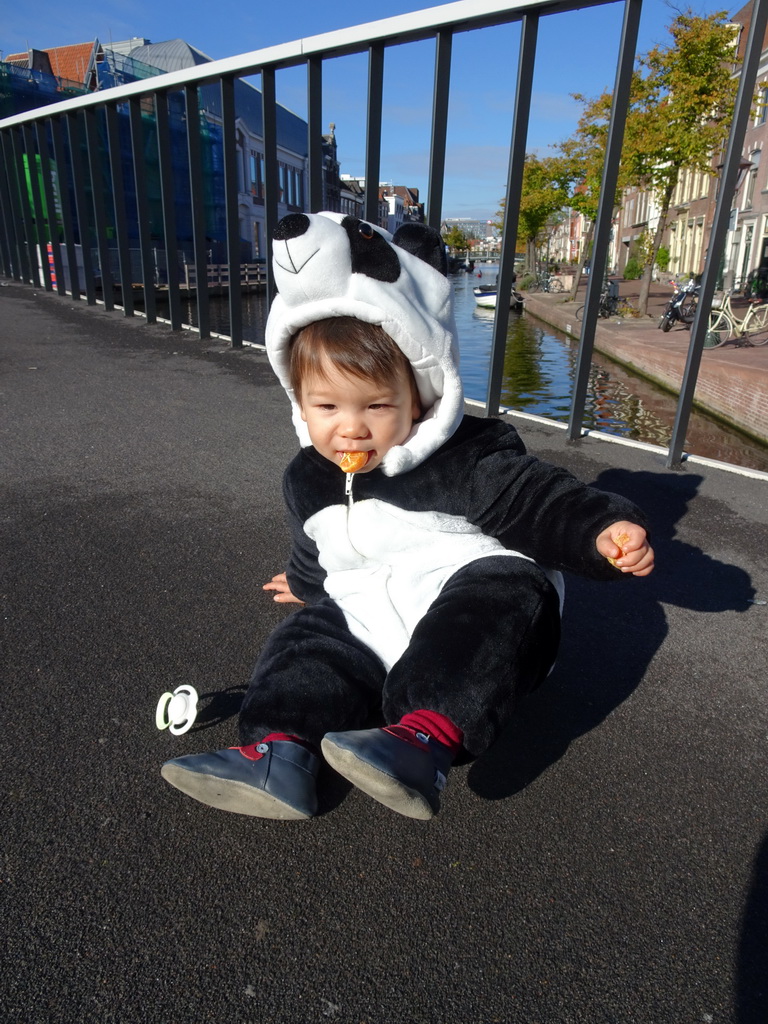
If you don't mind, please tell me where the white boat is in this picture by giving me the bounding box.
[473,283,524,311]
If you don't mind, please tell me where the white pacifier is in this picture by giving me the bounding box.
[155,685,199,735]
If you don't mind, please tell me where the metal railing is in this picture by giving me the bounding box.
[1,0,767,467]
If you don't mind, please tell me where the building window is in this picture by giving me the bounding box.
[757,85,768,126]
[250,152,264,199]
[277,165,304,210]
[741,223,754,283]
[745,150,761,209]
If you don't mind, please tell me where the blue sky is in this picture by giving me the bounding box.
[3,0,736,219]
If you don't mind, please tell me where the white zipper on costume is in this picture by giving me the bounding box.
[345,472,354,507]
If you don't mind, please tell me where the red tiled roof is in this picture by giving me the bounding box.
[5,42,99,86]
[44,43,99,85]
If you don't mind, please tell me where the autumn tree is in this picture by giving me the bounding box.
[554,10,738,312]
[559,89,628,300]
[621,9,739,312]
[442,226,469,251]
[495,153,574,274]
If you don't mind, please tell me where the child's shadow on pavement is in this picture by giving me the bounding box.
[468,468,756,800]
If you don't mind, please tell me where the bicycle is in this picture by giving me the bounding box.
[704,289,768,347]
[530,272,564,293]
[575,289,620,320]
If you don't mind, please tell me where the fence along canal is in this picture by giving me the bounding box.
[2,0,768,469]
[142,271,768,473]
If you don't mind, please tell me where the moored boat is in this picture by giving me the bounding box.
[473,283,524,311]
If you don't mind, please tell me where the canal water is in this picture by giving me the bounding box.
[155,269,768,473]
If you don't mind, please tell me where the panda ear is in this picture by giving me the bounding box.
[392,223,448,277]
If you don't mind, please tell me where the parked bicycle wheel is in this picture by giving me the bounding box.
[680,299,698,323]
[548,277,564,292]
[744,301,768,344]
[704,309,734,347]
[575,300,608,321]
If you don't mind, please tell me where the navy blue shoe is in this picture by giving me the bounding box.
[161,737,319,819]
[321,727,452,820]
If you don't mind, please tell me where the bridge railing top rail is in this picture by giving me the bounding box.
[0,0,609,128]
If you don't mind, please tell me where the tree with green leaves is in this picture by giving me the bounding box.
[618,9,739,312]
[555,9,738,312]
[558,88,628,300]
[495,153,574,275]
[442,226,469,251]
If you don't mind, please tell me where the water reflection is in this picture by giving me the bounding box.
[501,313,557,410]
[455,277,768,472]
[151,274,768,473]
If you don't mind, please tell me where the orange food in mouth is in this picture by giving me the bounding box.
[339,451,369,473]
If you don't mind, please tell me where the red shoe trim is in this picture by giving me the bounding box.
[262,732,304,744]
[382,724,430,750]
[231,743,264,761]
[234,733,319,758]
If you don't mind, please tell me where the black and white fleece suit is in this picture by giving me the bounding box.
[238,213,646,757]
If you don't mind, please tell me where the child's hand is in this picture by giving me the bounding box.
[262,572,305,604]
[596,521,655,577]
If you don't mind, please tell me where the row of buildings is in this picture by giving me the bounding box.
[0,37,426,267]
[14,7,768,295]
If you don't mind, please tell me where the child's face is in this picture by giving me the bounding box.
[299,354,420,473]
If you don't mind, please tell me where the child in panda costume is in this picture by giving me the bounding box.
[162,212,654,821]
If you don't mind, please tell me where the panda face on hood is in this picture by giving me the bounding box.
[265,212,464,476]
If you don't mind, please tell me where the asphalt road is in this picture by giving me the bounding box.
[2,283,767,1024]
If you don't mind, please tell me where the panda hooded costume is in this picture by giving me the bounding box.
[233,212,647,757]
[160,212,651,821]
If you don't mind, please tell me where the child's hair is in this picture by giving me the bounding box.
[289,316,420,411]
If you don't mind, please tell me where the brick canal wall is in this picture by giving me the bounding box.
[521,292,768,446]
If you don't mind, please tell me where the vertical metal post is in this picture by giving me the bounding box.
[221,74,243,345]
[185,84,210,339]
[84,106,114,310]
[50,116,81,299]
[0,131,25,280]
[36,120,66,296]
[486,16,538,415]
[105,104,134,316]
[22,123,52,291]
[666,0,768,467]
[129,96,156,323]
[307,56,324,213]
[426,29,452,231]
[155,91,182,329]
[10,127,37,283]
[567,0,642,441]
[0,135,14,278]
[364,44,384,225]
[67,111,97,305]
[262,67,280,307]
